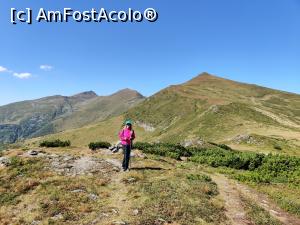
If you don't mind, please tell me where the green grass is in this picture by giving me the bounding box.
[0,155,113,224]
[0,144,8,152]
[36,177,109,223]
[242,196,282,225]
[0,157,44,208]
[229,133,300,156]
[134,141,300,218]
[28,73,300,155]
[129,170,226,225]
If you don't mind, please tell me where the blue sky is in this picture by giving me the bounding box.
[0,0,299,106]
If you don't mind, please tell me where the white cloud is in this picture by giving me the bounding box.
[0,66,8,72]
[0,66,32,79]
[13,72,32,79]
[40,65,53,71]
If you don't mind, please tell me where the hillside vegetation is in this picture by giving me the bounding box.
[33,73,300,156]
[1,144,299,224]
[0,89,144,144]
[125,73,300,153]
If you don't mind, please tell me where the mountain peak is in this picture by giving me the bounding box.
[111,88,145,98]
[187,72,225,84]
[71,91,97,98]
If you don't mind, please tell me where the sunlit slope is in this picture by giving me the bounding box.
[53,89,145,131]
[27,116,149,147]
[0,89,144,143]
[125,73,300,150]
[33,73,300,155]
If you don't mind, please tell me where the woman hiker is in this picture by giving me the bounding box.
[119,120,135,171]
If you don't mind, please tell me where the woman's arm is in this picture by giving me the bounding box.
[131,130,135,140]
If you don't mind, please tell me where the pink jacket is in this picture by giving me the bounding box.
[119,128,135,145]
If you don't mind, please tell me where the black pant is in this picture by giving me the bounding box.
[122,144,131,171]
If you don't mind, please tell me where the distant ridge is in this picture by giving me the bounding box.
[0,89,144,143]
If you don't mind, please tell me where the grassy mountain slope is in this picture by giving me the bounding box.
[124,73,300,153]
[33,73,300,155]
[0,89,144,144]
[53,89,144,131]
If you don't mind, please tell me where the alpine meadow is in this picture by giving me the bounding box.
[1,73,300,225]
[1,1,300,225]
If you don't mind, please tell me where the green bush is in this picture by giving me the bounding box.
[40,139,70,148]
[208,142,232,150]
[191,148,300,184]
[134,142,192,159]
[165,152,181,160]
[0,193,19,205]
[273,144,282,150]
[134,142,153,150]
[134,141,300,185]
[186,174,212,182]
[88,141,111,150]
[191,148,265,170]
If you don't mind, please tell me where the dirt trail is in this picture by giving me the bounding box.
[253,107,300,128]
[250,96,300,129]
[101,159,132,225]
[235,181,300,225]
[211,174,300,225]
[210,174,252,225]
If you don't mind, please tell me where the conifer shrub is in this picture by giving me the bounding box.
[88,141,111,151]
[134,142,192,159]
[135,141,300,184]
[273,144,282,150]
[208,142,232,150]
[40,139,71,148]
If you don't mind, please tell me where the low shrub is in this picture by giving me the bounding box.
[133,142,152,150]
[273,144,282,150]
[191,148,300,184]
[186,173,212,182]
[88,141,111,150]
[134,142,192,159]
[191,148,265,170]
[40,139,70,148]
[0,192,20,205]
[208,142,232,150]
[134,141,300,184]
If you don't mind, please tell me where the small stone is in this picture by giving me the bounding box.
[28,150,39,156]
[112,221,127,225]
[0,157,11,166]
[71,189,85,193]
[111,208,119,214]
[157,218,166,222]
[180,157,188,161]
[63,156,74,161]
[113,167,120,172]
[51,213,63,220]
[127,178,136,183]
[132,209,139,215]
[30,220,40,225]
[101,213,109,217]
[88,193,98,201]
